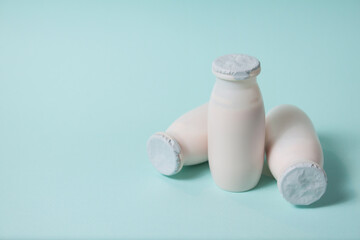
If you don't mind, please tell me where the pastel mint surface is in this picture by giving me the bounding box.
[0,1,359,239]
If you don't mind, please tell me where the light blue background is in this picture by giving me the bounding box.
[1,0,359,239]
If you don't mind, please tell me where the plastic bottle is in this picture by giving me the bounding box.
[208,54,265,192]
[265,104,327,205]
[147,104,208,176]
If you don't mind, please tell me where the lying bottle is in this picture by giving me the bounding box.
[265,104,327,205]
[208,54,265,192]
[147,104,208,176]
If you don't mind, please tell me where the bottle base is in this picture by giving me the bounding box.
[210,173,262,193]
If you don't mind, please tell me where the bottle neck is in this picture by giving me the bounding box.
[215,76,258,89]
[211,76,262,109]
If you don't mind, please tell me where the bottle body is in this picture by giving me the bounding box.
[208,77,265,192]
[147,104,208,175]
[166,103,208,166]
[265,104,327,205]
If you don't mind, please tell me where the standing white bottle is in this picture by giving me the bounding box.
[208,54,265,192]
[147,104,208,176]
[266,105,327,205]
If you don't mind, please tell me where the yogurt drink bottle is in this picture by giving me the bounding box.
[147,104,208,176]
[265,104,327,205]
[208,54,265,192]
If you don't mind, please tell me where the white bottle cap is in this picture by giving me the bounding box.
[212,54,261,81]
[278,162,327,205]
[147,132,183,176]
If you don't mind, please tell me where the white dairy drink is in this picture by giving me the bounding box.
[266,104,327,205]
[208,54,265,192]
[147,104,208,176]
